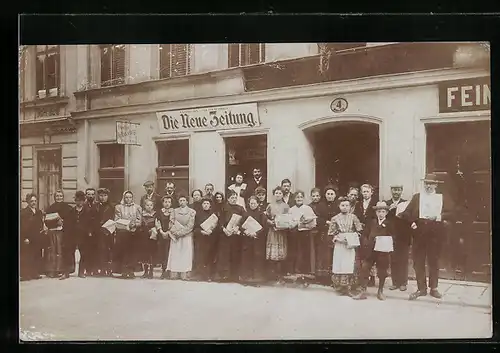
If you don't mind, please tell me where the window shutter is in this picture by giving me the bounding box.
[228,43,240,68]
[159,44,172,79]
[100,46,112,86]
[248,43,261,65]
[36,54,44,92]
[113,45,126,84]
[46,51,57,89]
[172,44,189,77]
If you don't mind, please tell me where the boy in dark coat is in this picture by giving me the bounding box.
[352,201,395,301]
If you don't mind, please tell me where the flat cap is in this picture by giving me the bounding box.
[143,180,155,187]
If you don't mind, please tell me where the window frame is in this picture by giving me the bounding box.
[156,139,190,195]
[35,45,60,99]
[100,44,126,87]
[228,43,266,68]
[159,44,192,79]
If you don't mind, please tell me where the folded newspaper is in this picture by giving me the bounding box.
[241,215,262,235]
[274,214,293,230]
[344,232,361,248]
[200,213,218,233]
[374,236,394,252]
[102,220,116,234]
[115,219,131,231]
[226,213,243,233]
[45,213,60,221]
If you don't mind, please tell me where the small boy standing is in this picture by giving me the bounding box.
[353,201,395,301]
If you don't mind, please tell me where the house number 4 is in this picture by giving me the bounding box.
[330,98,348,113]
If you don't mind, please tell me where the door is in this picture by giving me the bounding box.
[37,149,62,210]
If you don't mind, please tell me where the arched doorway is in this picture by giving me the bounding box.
[302,118,381,197]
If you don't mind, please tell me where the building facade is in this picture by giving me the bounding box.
[19,42,491,281]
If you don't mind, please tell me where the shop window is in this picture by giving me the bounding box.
[36,45,60,99]
[100,44,126,87]
[156,140,190,195]
[37,148,62,210]
[159,44,192,79]
[98,144,125,204]
[228,43,266,68]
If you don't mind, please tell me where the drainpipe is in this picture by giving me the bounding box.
[83,119,90,185]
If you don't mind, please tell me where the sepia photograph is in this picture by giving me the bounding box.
[19,39,492,341]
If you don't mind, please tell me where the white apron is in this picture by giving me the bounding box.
[332,242,356,274]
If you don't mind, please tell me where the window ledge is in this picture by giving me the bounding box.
[21,95,70,109]
[74,67,245,97]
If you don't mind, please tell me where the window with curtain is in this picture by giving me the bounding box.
[35,45,60,99]
[98,144,125,204]
[228,43,266,68]
[159,44,192,79]
[100,44,126,87]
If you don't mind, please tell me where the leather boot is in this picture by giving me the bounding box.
[141,264,149,279]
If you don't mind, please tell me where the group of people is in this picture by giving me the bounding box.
[20,166,454,301]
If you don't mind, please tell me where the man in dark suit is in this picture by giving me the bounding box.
[140,180,162,212]
[95,188,115,277]
[385,184,411,291]
[354,183,378,286]
[281,178,294,207]
[84,188,99,275]
[164,181,179,208]
[20,193,45,281]
[244,168,267,201]
[400,174,455,301]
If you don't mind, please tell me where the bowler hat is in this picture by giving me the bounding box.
[372,201,390,211]
[421,173,444,184]
[143,180,154,187]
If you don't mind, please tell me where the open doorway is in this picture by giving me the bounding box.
[224,134,267,192]
[312,122,380,197]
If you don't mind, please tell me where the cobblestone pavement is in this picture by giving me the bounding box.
[19,275,492,341]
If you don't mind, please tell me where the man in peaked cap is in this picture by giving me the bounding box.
[399,173,455,301]
[140,180,162,213]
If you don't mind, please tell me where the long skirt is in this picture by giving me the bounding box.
[194,233,219,279]
[215,233,241,280]
[240,235,266,281]
[46,230,63,274]
[167,234,193,273]
[286,230,311,274]
[331,241,357,289]
[313,229,333,278]
[266,229,287,261]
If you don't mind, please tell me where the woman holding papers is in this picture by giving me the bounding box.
[239,196,267,285]
[288,191,317,276]
[114,191,143,279]
[167,195,196,280]
[328,197,363,296]
[193,197,219,281]
[44,190,73,278]
[214,190,245,282]
[265,186,291,284]
[156,196,174,279]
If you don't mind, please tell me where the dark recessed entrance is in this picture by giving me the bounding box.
[311,122,380,196]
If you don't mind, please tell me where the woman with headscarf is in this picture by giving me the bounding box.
[114,190,142,279]
[44,190,73,278]
[167,194,196,280]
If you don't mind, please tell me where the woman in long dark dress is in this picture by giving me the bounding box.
[214,190,245,282]
[189,189,204,214]
[156,195,174,279]
[44,190,73,278]
[193,197,218,281]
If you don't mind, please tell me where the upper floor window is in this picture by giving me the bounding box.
[36,45,60,99]
[159,44,192,79]
[228,43,266,68]
[100,44,126,87]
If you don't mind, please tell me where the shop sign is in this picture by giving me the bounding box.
[439,77,490,113]
[116,121,140,145]
[156,103,260,133]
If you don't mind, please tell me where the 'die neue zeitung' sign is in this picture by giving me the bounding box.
[156,103,260,133]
